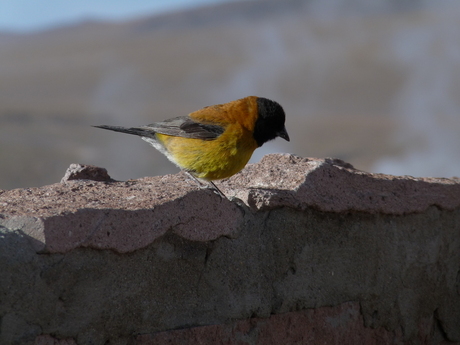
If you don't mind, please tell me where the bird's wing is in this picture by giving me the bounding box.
[144,116,225,140]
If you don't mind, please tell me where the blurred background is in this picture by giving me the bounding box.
[1,0,459,190]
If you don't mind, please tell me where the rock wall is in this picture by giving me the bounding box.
[0,154,459,345]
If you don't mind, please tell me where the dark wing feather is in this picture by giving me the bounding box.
[145,116,225,140]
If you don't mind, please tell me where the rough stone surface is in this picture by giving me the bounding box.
[221,154,460,214]
[0,154,459,345]
[0,173,243,253]
[136,302,438,345]
[60,164,115,183]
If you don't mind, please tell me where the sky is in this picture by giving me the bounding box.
[0,0,234,32]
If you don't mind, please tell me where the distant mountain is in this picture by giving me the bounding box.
[125,0,444,33]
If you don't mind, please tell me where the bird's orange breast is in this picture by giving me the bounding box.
[188,96,260,133]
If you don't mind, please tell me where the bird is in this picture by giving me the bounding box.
[94,96,289,197]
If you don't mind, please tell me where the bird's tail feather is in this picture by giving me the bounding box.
[93,125,156,138]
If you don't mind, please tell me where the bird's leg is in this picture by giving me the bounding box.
[184,171,227,198]
[208,181,226,199]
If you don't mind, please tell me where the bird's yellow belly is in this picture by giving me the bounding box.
[156,129,257,180]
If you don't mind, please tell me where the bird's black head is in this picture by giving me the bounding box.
[253,97,290,147]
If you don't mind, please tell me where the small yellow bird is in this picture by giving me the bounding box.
[94,96,289,196]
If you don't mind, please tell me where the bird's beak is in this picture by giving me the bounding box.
[277,127,290,141]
